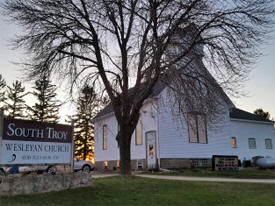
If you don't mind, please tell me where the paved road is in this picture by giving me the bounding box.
[136,174,275,184]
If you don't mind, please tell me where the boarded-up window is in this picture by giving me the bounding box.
[188,113,207,144]
[265,139,272,149]
[135,120,142,145]
[248,138,256,149]
[188,114,197,143]
[232,137,237,148]
[197,115,207,143]
[103,125,107,150]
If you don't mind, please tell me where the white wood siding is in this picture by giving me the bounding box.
[157,88,234,159]
[94,102,158,162]
[94,115,119,162]
[229,120,275,160]
[157,88,275,160]
[94,88,275,163]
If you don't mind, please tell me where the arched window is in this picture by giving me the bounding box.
[135,120,142,145]
[103,125,107,150]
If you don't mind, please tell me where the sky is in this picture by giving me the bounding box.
[0,10,275,121]
[0,17,76,123]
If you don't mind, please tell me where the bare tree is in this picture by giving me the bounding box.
[3,0,274,176]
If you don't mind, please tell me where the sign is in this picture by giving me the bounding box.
[0,118,73,165]
[212,155,238,171]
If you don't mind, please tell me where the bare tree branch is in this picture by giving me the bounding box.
[3,0,274,176]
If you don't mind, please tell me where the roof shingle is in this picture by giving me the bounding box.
[94,80,166,119]
[230,108,273,123]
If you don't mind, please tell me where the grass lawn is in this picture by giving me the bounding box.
[145,168,275,179]
[1,177,275,206]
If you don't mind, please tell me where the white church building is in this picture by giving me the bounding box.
[93,26,275,171]
[93,81,275,170]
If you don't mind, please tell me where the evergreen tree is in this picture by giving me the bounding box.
[254,108,271,120]
[0,74,6,106]
[6,80,27,119]
[73,86,102,160]
[29,75,60,123]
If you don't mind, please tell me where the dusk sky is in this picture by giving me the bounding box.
[0,13,274,121]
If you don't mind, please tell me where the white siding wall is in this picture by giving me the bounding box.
[95,88,275,163]
[229,120,275,160]
[158,88,233,159]
[157,88,275,161]
[94,102,158,162]
[94,115,119,162]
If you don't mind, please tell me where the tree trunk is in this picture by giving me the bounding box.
[114,101,141,176]
[118,128,133,176]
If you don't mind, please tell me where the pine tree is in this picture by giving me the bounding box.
[29,75,60,123]
[0,74,6,106]
[6,80,27,119]
[254,108,271,120]
[73,86,101,160]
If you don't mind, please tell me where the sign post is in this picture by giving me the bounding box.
[0,109,4,164]
[70,120,75,173]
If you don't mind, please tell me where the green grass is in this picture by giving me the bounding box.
[1,177,275,206]
[146,168,275,179]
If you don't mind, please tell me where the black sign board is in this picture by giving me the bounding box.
[212,155,239,171]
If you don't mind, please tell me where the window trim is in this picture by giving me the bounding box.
[187,112,208,144]
[265,138,273,149]
[103,125,107,150]
[248,138,256,149]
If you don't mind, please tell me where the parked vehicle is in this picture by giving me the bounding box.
[38,158,95,175]
[255,156,275,168]
[73,157,95,173]
[0,166,8,175]
[0,166,33,174]
[0,158,95,175]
